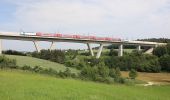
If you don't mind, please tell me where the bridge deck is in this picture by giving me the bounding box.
[0,33,166,46]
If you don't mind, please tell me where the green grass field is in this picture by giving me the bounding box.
[5,55,79,73]
[0,69,170,100]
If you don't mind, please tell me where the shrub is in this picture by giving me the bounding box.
[105,54,161,73]
[31,49,65,64]
[115,67,121,78]
[129,69,138,79]
[3,50,26,56]
[153,46,168,57]
[65,49,78,60]
[32,66,43,72]
[159,55,170,72]
[63,68,72,77]
[109,68,116,78]
[21,65,32,70]
[0,56,17,69]
[98,62,109,78]
[109,49,118,56]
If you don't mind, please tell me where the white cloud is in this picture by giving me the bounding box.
[12,0,170,33]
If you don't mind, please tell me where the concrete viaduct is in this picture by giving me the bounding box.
[0,32,166,58]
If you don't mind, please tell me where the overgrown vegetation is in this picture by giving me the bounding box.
[2,39,170,84]
[31,49,65,64]
[153,43,170,72]
[129,69,138,79]
[0,56,17,69]
[105,52,161,72]
[3,50,27,56]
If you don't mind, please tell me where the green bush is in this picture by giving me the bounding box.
[109,68,116,78]
[109,49,118,56]
[21,65,32,70]
[3,50,26,56]
[129,69,138,79]
[31,49,65,64]
[105,54,161,73]
[0,56,17,69]
[153,46,168,57]
[98,62,109,78]
[159,55,170,72]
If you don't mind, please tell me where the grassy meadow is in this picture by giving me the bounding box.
[0,69,170,100]
[6,55,79,73]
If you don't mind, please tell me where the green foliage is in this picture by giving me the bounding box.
[109,68,116,78]
[65,49,78,60]
[64,58,86,70]
[31,49,65,64]
[159,55,170,72]
[109,49,118,56]
[80,61,124,84]
[80,63,109,82]
[167,43,170,55]
[80,66,98,80]
[153,46,168,57]
[3,50,26,56]
[0,55,17,69]
[1,70,170,100]
[98,62,109,78]
[86,57,101,66]
[129,69,138,79]
[19,65,76,78]
[105,54,161,73]
[115,67,121,78]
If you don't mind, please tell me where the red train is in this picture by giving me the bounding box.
[21,32,121,42]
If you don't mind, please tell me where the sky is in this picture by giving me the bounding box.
[0,0,170,51]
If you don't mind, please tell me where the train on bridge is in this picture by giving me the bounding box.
[20,32,121,42]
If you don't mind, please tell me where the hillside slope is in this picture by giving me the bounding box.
[5,55,79,73]
[0,69,170,100]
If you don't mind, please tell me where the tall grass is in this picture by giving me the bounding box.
[0,69,170,100]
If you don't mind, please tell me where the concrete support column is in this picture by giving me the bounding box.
[96,44,104,59]
[87,43,94,56]
[50,41,55,51]
[0,39,2,55]
[33,41,41,52]
[118,44,123,56]
[137,45,141,51]
[145,47,154,54]
[155,44,158,48]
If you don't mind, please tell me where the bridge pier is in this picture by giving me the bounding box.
[96,44,103,59]
[50,41,55,51]
[87,43,94,56]
[33,41,41,52]
[137,45,141,51]
[118,44,123,56]
[145,47,154,54]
